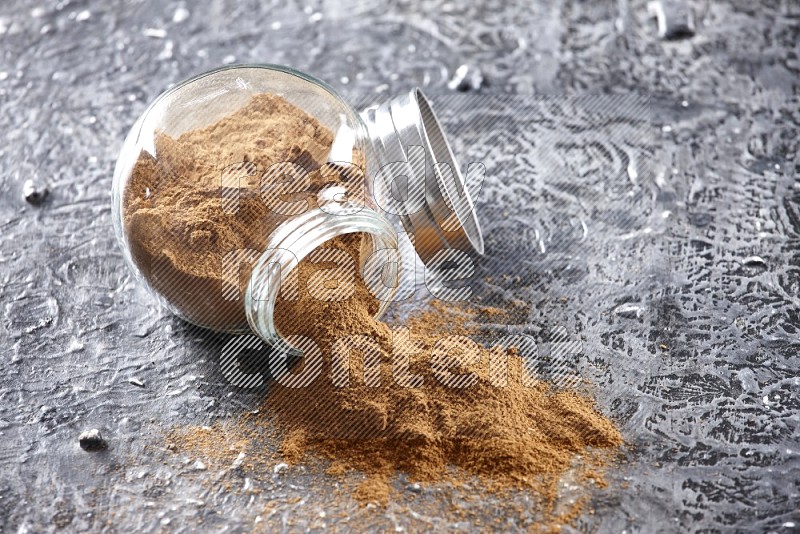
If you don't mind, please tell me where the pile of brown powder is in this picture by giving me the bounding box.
[168,233,623,526]
[261,233,623,507]
[124,93,624,526]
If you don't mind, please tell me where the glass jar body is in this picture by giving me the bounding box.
[112,65,399,339]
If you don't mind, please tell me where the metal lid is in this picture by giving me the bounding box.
[360,88,484,264]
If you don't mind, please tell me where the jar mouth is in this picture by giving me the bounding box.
[245,203,399,353]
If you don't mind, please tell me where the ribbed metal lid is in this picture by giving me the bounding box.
[360,88,484,264]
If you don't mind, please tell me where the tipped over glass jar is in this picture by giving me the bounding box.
[112,64,483,347]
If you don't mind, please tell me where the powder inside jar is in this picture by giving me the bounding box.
[123,93,363,331]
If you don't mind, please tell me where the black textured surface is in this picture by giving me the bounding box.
[1,0,799,532]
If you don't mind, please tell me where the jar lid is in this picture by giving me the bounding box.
[361,89,484,263]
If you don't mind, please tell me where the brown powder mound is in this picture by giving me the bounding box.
[165,235,623,527]
[248,234,624,507]
[122,93,363,331]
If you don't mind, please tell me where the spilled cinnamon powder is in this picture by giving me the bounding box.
[168,232,623,527]
[261,233,622,506]
[122,92,624,527]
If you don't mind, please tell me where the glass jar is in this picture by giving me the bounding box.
[112,64,482,347]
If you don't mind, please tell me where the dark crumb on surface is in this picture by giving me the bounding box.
[79,429,108,452]
[128,377,145,388]
[23,179,49,205]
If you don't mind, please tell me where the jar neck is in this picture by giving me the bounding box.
[245,202,399,348]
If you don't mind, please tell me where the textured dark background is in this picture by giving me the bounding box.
[1,0,799,532]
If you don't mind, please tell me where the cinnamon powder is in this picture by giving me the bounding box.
[124,93,624,526]
[262,233,623,507]
[168,233,624,527]
[123,93,360,331]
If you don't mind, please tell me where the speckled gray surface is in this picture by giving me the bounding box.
[1,0,799,532]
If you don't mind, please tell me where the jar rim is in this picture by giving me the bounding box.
[245,203,399,353]
[153,63,343,107]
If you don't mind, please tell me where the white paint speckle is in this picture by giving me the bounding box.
[157,40,174,61]
[67,338,84,353]
[75,10,91,22]
[231,452,245,468]
[172,6,190,23]
[627,161,638,182]
[143,27,167,39]
[273,462,288,474]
